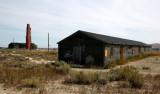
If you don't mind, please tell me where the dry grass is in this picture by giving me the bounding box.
[55,61,71,74]
[79,85,100,94]
[65,71,108,85]
[21,77,40,88]
[0,50,69,88]
[0,49,160,94]
[65,66,143,89]
[109,66,144,88]
[0,49,58,61]
[0,65,63,87]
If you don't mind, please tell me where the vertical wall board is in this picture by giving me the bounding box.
[124,46,133,58]
[113,46,120,60]
[85,43,104,66]
[146,47,152,53]
[149,47,152,52]
[104,46,110,65]
[133,47,138,55]
[141,47,149,53]
[58,42,74,63]
[104,45,120,65]
[141,47,144,53]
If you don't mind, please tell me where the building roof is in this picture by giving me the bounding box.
[10,43,26,45]
[58,30,151,47]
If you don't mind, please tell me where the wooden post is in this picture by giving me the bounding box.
[13,38,14,43]
[48,33,50,52]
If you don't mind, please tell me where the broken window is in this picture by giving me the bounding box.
[110,47,114,56]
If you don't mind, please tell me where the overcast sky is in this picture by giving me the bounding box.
[0,0,160,48]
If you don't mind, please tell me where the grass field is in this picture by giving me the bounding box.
[0,49,160,94]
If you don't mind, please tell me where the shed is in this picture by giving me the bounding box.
[8,43,37,49]
[57,30,151,66]
[8,43,26,49]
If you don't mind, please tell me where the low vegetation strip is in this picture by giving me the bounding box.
[0,54,70,88]
[0,65,60,87]
[109,66,144,88]
[0,49,160,93]
[65,71,108,85]
[65,66,144,88]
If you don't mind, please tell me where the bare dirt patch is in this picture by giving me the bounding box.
[123,56,160,75]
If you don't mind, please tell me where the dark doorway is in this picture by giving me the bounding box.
[73,46,82,64]
[73,39,85,65]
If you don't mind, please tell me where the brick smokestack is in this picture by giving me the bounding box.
[26,24,31,49]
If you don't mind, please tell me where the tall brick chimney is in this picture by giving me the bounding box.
[26,24,31,49]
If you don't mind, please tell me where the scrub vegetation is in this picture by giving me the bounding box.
[0,50,67,88]
[0,49,160,94]
[65,66,143,88]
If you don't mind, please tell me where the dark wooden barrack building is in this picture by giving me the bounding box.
[58,30,151,66]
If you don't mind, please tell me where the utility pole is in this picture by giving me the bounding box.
[48,33,50,52]
[13,38,14,43]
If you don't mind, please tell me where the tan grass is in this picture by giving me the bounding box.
[21,77,40,88]
[65,71,108,85]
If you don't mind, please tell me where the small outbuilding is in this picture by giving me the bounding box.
[8,43,37,49]
[8,43,26,49]
[57,30,151,66]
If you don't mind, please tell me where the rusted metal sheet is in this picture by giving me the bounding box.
[120,46,124,59]
[138,47,141,53]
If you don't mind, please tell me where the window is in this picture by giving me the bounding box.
[144,47,146,52]
[110,47,114,56]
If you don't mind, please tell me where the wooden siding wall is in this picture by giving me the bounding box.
[58,32,152,66]
[104,45,120,65]
[58,42,73,62]
[58,32,104,65]
[104,45,151,65]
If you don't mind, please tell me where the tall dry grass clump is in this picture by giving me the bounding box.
[0,61,70,87]
[21,77,40,88]
[65,66,143,88]
[0,52,70,87]
[0,65,58,87]
[153,74,160,90]
[65,71,108,85]
[109,66,144,88]
[55,61,71,74]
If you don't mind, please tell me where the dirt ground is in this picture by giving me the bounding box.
[124,56,160,75]
[0,55,160,94]
[73,56,160,75]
